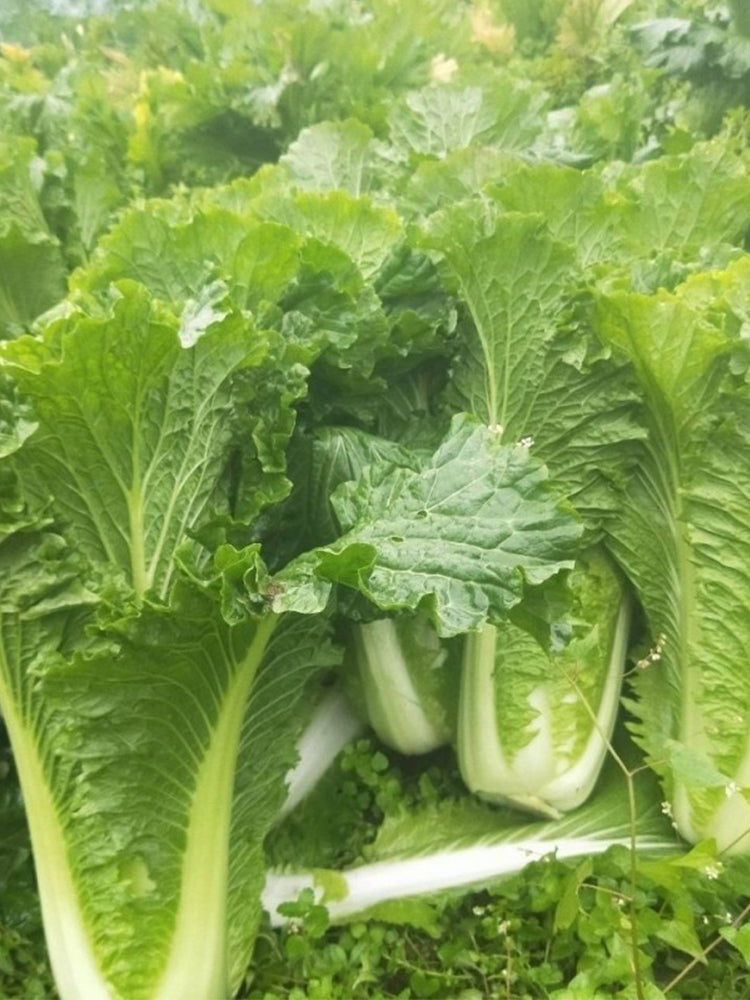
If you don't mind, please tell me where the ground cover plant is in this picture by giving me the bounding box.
[4,0,750,998]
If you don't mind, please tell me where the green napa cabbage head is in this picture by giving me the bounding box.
[458,549,629,817]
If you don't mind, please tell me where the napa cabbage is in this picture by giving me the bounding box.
[409,203,641,812]
[593,258,750,853]
[458,550,630,816]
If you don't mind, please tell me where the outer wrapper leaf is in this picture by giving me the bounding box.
[226,615,341,991]
[263,751,679,925]
[388,82,547,160]
[419,200,645,518]
[1,282,271,600]
[280,120,380,197]
[0,138,65,335]
[0,516,287,1000]
[274,416,581,637]
[593,262,750,852]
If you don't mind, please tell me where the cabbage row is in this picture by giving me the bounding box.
[2,2,750,998]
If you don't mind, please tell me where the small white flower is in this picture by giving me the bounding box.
[725,780,740,798]
[429,53,458,84]
[472,905,485,916]
[488,422,504,436]
[638,637,666,670]
[497,919,510,935]
[703,864,722,880]
[661,800,673,818]
[518,436,535,448]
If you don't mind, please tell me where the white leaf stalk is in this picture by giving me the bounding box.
[279,689,364,820]
[351,615,456,755]
[264,838,625,924]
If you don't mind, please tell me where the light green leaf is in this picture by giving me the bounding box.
[0,534,279,1000]
[73,158,127,253]
[313,869,349,905]
[554,857,593,932]
[420,205,575,431]
[72,203,249,303]
[0,371,36,460]
[363,898,440,936]
[75,191,397,379]
[612,135,750,256]
[282,426,418,556]
[0,516,285,1000]
[230,222,304,312]
[489,162,619,269]
[388,83,546,160]
[655,919,705,961]
[720,924,750,963]
[351,613,460,754]
[1,282,268,600]
[664,741,732,790]
[419,201,644,515]
[0,228,66,336]
[273,425,422,579]
[403,147,519,217]
[277,237,390,373]
[256,190,403,282]
[462,550,628,809]
[667,840,720,872]
[280,120,379,197]
[593,259,750,851]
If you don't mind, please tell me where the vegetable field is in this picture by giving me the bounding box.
[4,0,750,998]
